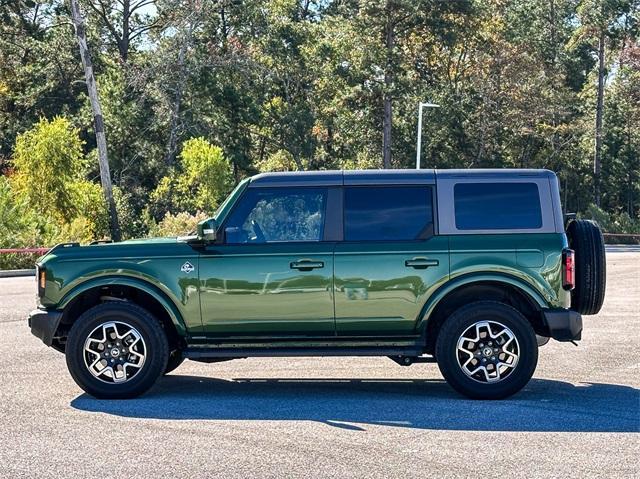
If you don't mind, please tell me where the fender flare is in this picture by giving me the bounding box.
[59,276,187,336]
[417,273,548,330]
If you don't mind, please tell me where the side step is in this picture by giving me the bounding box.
[184,346,425,359]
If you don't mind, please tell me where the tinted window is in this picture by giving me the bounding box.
[225,188,326,243]
[344,186,433,241]
[454,182,542,230]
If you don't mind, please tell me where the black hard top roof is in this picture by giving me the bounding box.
[247,168,555,187]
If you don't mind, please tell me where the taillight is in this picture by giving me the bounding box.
[562,249,575,290]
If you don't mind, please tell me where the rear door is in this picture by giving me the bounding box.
[333,184,449,336]
[199,186,338,336]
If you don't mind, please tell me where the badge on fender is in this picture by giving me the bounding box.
[181,261,195,274]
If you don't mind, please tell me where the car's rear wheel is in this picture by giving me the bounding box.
[66,302,168,399]
[566,219,606,315]
[435,301,538,399]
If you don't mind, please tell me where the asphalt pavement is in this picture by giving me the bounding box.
[0,252,638,478]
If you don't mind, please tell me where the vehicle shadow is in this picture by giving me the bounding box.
[71,375,640,433]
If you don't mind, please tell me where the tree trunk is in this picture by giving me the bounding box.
[121,0,130,64]
[69,0,121,241]
[383,94,392,169]
[382,8,394,169]
[594,31,605,208]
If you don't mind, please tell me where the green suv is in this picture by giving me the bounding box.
[29,169,606,399]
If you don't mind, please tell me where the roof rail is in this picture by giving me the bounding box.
[90,239,113,245]
[48,242,80,253]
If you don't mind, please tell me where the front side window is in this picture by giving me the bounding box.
[454,182,542,230]
[224,187,327,244]
[344,186,433,241]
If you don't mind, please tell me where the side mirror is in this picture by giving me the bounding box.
[196,218,217,242]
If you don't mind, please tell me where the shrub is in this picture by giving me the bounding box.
[0,252,42,270]
[0,176,42,248]
[255,150,299,172]
[581,204,640,244]
[11,116,86,221]
[148,138,233,220]
[147,211,209,238]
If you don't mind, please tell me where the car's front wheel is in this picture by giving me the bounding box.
[66,302,169,399]
[435,301,538,399]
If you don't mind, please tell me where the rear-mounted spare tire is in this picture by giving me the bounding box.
[566,219,606,315]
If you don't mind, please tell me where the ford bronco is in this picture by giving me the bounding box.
[29,169,606,399]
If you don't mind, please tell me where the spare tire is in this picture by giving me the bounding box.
[566,219,606,315]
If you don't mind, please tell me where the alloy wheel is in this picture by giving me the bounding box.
[456,320,520,383]
[83,321,146,384]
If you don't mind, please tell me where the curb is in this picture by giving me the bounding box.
[0,269,35,278]
[605,244,640,252]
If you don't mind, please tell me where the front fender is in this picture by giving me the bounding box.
[417,273,549,330]
[59,276,188,336]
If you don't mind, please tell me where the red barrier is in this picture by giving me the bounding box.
[0,248,50,254]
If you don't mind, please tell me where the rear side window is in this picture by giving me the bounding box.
[454,182,542,230]
[344,186,433,241]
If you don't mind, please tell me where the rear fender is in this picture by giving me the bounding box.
[417,273,548,330]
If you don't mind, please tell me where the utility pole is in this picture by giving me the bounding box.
[416,102,440,169]
[69,0,121,241]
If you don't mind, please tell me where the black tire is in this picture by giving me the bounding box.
[164,350,185,375]
[435,301,538,400]
[566,219,606,315]
[66,302,169,399]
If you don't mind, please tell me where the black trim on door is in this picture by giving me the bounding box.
[323,187,343,241]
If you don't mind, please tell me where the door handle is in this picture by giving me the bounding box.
[405,257,439,269]
[290,260,324,271]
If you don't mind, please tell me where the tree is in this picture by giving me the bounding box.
[84,0,163,64]
[149,137,233,218]
[11,117,85,220]
[2,0,640,246]
[0,0,83,164]
[575,0,639,206]
[161,0,203,166]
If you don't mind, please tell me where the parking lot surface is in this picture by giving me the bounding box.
[0,252,638,478]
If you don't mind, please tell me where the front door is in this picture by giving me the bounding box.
[199,186,335,336]
[333,185,449,336]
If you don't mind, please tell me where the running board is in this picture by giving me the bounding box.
[185,345,425,359]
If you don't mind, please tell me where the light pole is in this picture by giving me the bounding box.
[416,101,440,169]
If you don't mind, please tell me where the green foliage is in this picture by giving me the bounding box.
[149,137,233,218]
[255,150,300,172]
[147,211,209,238]
[581,204,640,243]
[12,117,86,221]
[0,176,41,248]
[0,175,88,268]
[71,180,109,239]
[1,0,639,264]
[181,137,234,208]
